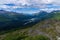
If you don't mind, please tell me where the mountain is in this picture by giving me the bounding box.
[31,11,60,40]
[0,10,53,31]
[0,10,60,40]
[0,10,36,30]
[51,10,60,13]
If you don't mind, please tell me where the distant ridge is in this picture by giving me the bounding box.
[0,10,60,31]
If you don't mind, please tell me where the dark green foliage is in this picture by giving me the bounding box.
[3,34,49,40]
[51,12,60,20]
[24,35,50,40]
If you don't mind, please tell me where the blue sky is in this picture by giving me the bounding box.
[0,0,60,14]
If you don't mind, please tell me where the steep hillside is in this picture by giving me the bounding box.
[29,12,60,40]
[0,10,53,31]
[0,11,60,40]
[0,10,36,31]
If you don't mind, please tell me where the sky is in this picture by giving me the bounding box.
[0,0,60,14]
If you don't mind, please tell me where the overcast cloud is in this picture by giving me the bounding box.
[0,0,60,13]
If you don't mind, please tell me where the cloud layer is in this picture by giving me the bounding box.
[0,0,60,13]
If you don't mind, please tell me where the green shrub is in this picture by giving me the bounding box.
[3,34,50,40]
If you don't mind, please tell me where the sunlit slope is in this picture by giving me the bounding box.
[0,11,60,40]
[31,12,60,40]
[51,12,60,20]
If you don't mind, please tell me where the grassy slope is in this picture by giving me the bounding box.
[0,12,60,40]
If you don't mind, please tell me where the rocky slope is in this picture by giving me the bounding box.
[0,10,60,40]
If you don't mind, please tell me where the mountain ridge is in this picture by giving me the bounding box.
[0,10,60,40]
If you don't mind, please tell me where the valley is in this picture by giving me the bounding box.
[0,10,60,40]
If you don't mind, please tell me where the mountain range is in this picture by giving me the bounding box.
[0,10,60,40]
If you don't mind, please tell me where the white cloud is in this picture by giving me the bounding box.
[0,0,60,6]
[0,0,60,13]
[0,0,15,4]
